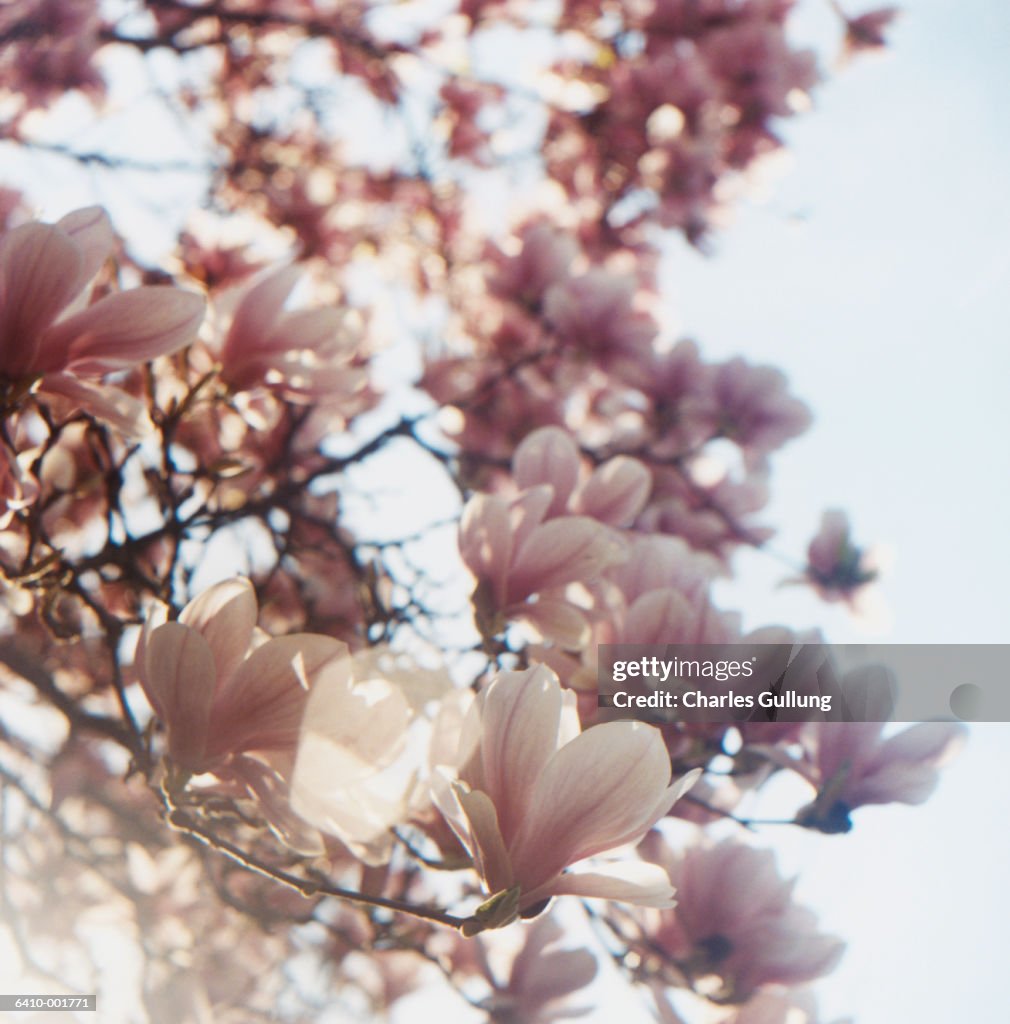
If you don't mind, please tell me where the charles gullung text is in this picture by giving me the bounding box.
[608,657,833,713]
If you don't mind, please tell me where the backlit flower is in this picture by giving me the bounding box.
[433,665,699,931]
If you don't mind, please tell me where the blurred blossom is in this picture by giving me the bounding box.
[217,263,373,409]
[799,509,880,606]
[290,647,450,866]
[640,835,845,1003]
[458,913,598,1023]
[790,720,967,833]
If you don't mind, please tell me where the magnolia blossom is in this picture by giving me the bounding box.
[0,206,204,433]
[217,263,370,406]
[790,720,966,833]
[136,577,347,778]
[513,426,652,527]
[640,835,845,1004]
[433,665,699,930]
[290,648,450,865]
[800,509,880,607]
[459,487,626,647]
[461,913,598,1023]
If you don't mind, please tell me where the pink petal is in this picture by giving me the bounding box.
[296,660,406,775]
[179,577,258,687]
[510,947,597,1005]
[519,596,590,649]
[460,494,513,606]
[578,456,651,527]
[508,517,624,601]
[223,264,301,360]
[453,782,514,894]
[509,722,678,893]
[0,223,83,377]
[267,307,344,354]
[56,206,115,301]
[208,634,347,759]
[143,622,216,770]
[479,666,562,842]
[509,916,598,1000]
[624,590,694,644]
[513,427,580,516]
[39,286,205,376]
[36,373,153,438]
[537,860,678,909]
[508,485,552,552]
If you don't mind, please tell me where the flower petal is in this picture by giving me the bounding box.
[479,665,562,842]
[224,264,301,359]
[0,223,83,377]
[508,721,678,893]
[179,577,258,686]
[37,373,153,438]
[143,622,215,769]
[578,456,651,527]
[513,426,580,516]
[534,860,678,909]
[508,517,624,601]
[56,206,115,304]
[453,782,514,893]
[208,634,347,759]
[40,286,205,376]
[460,493,512,606]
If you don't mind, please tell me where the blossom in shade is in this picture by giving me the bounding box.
[640,834,845,1003]
[0,207,205,434]
[432,664,699,931]
[790,720,967,833]
[136,577,347,777]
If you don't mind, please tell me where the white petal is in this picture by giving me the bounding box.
[537,860,678,908]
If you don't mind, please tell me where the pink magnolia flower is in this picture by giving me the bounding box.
[489,222,579,311]
[0,207,205,434]
[799,509,879,606]
[790,720,967,833]
[217,264,371,407]
[640,835,845,1003]
[432,665,699,931]
[136,577,347,778]
[460,913,598,1023]
[543,270,657,364]
[513,426,652,528]
[459,485,626,647]
[289,647,448,865]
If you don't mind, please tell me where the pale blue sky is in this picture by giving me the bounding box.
[660,2,1010,1021]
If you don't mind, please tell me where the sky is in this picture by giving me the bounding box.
[657,1,1010,1021]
